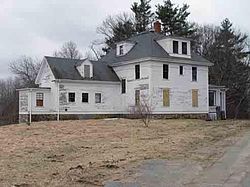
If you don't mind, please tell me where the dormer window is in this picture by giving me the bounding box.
[173,41,179,54]
[84,65,90,78]
[157,37,191,59]
[116,42,135,56]
[76,59,93,78]
[119,45,124,55]
[182,42,187,55]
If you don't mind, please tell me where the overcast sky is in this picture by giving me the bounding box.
[0,0,249,79]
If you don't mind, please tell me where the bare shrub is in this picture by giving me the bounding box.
[130,94,153,127]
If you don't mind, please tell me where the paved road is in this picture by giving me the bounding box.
[105,132,250,187]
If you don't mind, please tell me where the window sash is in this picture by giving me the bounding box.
[179,66,183,75]
[95,93,101,103]
[119,45,124,55]
[173,41,179,54]
[68,93,75,103]
[182,42,187,54]
[82,93,89,103]
[121,79,126,94]
[135,65,140,79]
[163,64,169,79]
[192,67,197,81]
[36,93,44,107]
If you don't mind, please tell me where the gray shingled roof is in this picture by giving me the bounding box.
[100,31,211,64]
[45,56,120,82]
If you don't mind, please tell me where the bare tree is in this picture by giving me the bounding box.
[130,93,153,127]
[9,56,40,87]
[0,77,22,124]
[54,41,83,59]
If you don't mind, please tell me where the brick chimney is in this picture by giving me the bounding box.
[154,21,161,33]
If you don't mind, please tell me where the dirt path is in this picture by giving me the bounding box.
[105,130,250,187]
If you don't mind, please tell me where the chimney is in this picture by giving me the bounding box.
[154,21,161,33]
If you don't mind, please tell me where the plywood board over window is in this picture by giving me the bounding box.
[163,88,170,107]
[192,89,198,107]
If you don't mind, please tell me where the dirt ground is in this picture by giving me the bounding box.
[0,119,250,187]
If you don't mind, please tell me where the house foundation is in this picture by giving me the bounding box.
[19,113,208,123]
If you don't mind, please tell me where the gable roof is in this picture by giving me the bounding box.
[45,56,120,82]
[100,31,212,65]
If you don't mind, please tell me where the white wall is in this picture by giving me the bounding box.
[113,62,151,111]
[149,61,209,114]
[57,81,122,114]
[19,89,53,115]
[20,57,210,116]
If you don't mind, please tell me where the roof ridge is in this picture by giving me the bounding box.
[44,56,84,61]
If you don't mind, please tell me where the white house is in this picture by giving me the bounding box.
[18,22,227,123]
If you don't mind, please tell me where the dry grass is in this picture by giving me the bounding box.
[0,119,249,186]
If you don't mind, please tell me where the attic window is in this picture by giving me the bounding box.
[84,65,90,78]
[119,45,124,55]
[182,42,187,55]
[173,41,179,54]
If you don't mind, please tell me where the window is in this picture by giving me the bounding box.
[82,93,89,103]
[84,65,90,78]
[36,93,44,107]
[119,45,124,55]
[182,42,187,55]
[192,67,197,81]
[179,66,184,75]
[121,79,126,94]
[173,41,179,54]
[192,89,198,107]
[68,92,75,103]
[209,91,216,106]
[163,88,170,107]
[95,93,101,103]
[163,64,169,79]
[135,64,140,79]
[135,90,140,105]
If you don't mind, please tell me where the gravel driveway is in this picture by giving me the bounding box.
[105,131,250,187]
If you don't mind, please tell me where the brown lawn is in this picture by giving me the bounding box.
[0,119,249,187]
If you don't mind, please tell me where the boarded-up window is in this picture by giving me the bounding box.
[36,93,44,107]
[135,90,140,105]
[95,93,101,103]
[163,89,170,107]
[192,89,198,107]
[84,65,90,78]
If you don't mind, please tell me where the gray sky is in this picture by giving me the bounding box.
[0,0,249,79]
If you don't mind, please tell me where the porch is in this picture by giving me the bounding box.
[208,85,227,120]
